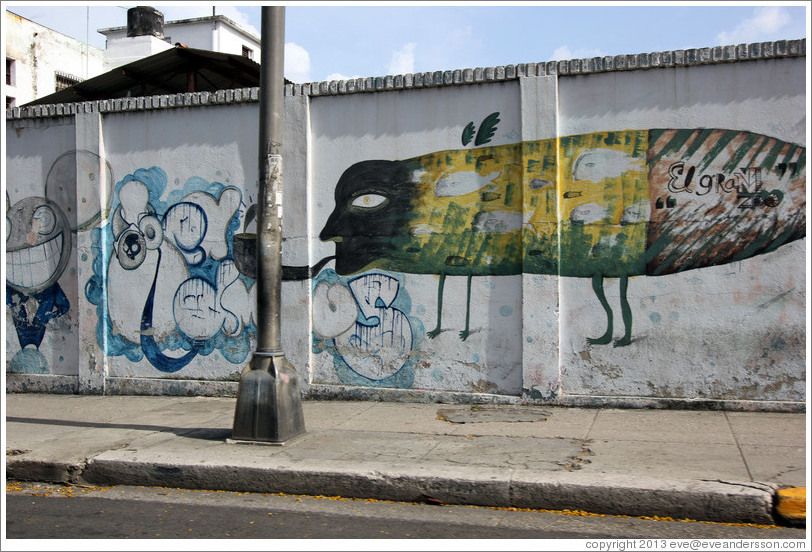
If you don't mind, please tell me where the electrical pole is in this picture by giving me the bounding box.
[231,6,305,444]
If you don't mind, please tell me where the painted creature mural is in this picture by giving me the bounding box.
[5,149,112,374]
[6,197,72,372]
[85,167,257,372]
[318,127,806,351]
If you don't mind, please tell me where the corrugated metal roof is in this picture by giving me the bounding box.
[24,46,287,106]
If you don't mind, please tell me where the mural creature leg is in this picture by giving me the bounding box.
[614,275,633,347]
[586,273,614,345]
[427,272,446,339]
[460,273,473,340]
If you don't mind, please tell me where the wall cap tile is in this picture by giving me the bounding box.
[6,38,805,118]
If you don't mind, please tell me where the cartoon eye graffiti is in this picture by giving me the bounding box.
[138,215,163,250]
[33,205,57,235]
[350,193,389,210]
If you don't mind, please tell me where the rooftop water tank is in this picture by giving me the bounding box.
[127,6,165,39]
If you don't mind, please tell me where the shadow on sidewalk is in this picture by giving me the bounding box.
[6,417,232,441]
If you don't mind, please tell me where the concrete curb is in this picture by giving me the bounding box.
[6,458,86,484]
[775,487,806,525]
[7,455,779,526]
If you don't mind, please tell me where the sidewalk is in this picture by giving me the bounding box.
[4,393,806,526]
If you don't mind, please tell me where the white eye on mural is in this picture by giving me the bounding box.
[33,205,57,235]
[139,215,164,250]
[351,193,388,209]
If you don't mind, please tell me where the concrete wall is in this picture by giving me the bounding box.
[102,35,174,72]
[5,40,807,410]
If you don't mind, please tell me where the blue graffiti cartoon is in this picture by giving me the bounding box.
[86,168,255,372]
[312,270,422,388]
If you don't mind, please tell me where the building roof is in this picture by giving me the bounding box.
[99,14,260,43]
[23,45,287,106]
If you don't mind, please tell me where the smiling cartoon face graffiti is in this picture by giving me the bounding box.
[6,197,72,294]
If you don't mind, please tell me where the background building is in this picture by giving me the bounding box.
[5,10,104,107]
[4,7,261,107]
[98,11,261,72]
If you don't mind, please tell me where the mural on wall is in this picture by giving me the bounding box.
[6,197,72,373]
[85,167,257,373]
[6,150,113,374]
[462,112,501,147]
[311,269,423,387]
[318,128,805,348]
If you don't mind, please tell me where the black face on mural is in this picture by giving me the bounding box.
[319,160,419,276]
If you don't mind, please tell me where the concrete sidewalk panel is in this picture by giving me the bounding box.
[6,394,234,430]
[331,402,459,434]
[581,440,751,480]
[424,434,587,471]
[276,431,444,462]
[725,411,807,447]
[444,406,598,439]
[300,400,377,430]
[588,409,735,444]
[509,471,777,525]
[738,444,807,487]
[5,418,176,469]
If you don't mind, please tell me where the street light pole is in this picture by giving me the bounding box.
[231,5,305,444]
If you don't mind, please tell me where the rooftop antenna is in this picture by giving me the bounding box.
[84,6,89,78]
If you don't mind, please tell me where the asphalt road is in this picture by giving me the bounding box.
[4,482,807,541]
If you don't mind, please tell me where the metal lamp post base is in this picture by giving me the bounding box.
[230,353,306,444]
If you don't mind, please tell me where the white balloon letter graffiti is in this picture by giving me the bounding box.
[315,274,413,381]
[182,187,241,260]
[312,282,357,338]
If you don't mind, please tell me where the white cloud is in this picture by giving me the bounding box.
[550,45,607,61]
[284,42,311,83]
[388,43,416,75]
[717,7,791,45]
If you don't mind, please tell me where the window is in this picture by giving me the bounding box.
[242,45,253,59]
[55,72,81,91]
[6,96,16,109]
[6,58,15,86]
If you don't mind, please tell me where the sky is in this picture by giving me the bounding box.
[3,2,810,84]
